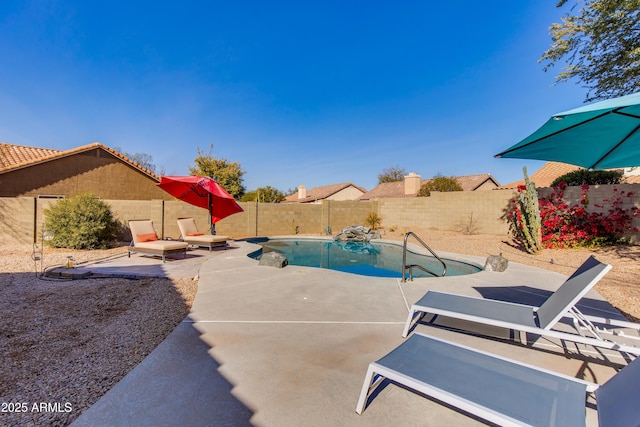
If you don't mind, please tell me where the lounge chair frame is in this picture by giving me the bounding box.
[402,256,640,355]
[176,218,229,251]
[356,332,640,426]
[128,220,188,263]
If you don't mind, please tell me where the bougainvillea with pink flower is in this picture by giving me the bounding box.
[507,183,639,249]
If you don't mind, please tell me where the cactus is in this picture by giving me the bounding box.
[506,167,542,254]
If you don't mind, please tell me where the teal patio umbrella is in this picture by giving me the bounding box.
[495,92,640,169]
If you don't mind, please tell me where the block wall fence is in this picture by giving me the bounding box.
[2,184,639,245]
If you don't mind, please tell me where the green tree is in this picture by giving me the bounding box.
[241,186,286,203]
[551,169,623,186]
[377,166,407,184]
[417,175,463,196]
[189,146,246,199]
[540,0,640,101]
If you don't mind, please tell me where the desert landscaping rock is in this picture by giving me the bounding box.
[258,251,288,268]
[484,254,509,272]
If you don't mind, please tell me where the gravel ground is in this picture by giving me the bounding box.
[0,245,197,427]
[0,232,638,426]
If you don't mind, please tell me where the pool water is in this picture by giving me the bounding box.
[251,239,481,278]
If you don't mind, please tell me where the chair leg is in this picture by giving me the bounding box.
[402,309,422,338]
[514,329,527,345]
[356,366,377,415]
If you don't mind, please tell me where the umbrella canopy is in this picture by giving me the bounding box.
[495,92,640,170]
[158,176,243,224]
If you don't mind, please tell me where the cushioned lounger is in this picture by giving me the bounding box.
[128,220,188,262]
[402,256,640,355]
[356,332,640,426]
[176,218,229,251]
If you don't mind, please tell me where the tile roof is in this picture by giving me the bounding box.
[358,173,499,200]
[358,181,407,200]
[0,143,62,168]
[0,142,160,180]
[454,173,500,191]
[284,182,366,203]
[500,162,582,189]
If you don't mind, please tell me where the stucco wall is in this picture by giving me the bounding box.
[326,186,365,201]
[0,148,171,200]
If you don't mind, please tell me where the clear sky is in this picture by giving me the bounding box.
[0,1,589,193]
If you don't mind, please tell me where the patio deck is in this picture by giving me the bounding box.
[70,239,633,426]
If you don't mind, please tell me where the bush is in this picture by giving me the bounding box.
[417,175,463,196]
[506,180,640,250]
[551,169,622,187]
[364,212,382,230]
[44,193,118,249]
[538,183,639,248]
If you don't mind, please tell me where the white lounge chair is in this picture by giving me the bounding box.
[176,218,229,251]
[402,255,640,355]
[128,220,188,262]
[356,332,640,426]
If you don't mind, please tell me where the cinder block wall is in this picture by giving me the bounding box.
[325,200,376,234]
[0,197,36,245]
[3,184,639,245]
[376,189,514,235]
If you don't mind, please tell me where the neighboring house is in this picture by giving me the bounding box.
[284,182,367,203]
[500,162,582,189]
[0,142,171,200]
[358,172,500,200]
[500,161,640,188]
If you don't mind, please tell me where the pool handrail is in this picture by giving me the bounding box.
[402,232,446,282]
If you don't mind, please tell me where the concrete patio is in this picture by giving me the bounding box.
[70,239,633,426]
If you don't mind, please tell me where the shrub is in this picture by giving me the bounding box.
[417,175,463,196]
[453,212,481,235]
[550,169,622,187]
[506,180,640,250]
[365,212,382,230]
[538,183,639,248]
[44,193,118,249]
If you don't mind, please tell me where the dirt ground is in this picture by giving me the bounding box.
[0,232,638,426]
[0,245,197,427]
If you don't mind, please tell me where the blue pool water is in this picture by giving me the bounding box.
[250,238,481,278]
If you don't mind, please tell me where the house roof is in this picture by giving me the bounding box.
[284,182,367,203]
[455,173,500,191]
[357,181,406,200]
[0,142,160,181]
[500,162,582,189]
[358,173,499,200]
[0,143,62,168]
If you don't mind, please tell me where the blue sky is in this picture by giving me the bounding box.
[0,1,588,192]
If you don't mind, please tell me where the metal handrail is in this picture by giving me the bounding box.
[402,231,446,282]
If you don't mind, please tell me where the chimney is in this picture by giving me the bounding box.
[404,172,421,195]
[298,185,307,199]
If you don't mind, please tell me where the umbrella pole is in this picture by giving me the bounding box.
[209,194,216,235]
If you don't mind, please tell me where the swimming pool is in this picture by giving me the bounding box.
[249,238,481,278]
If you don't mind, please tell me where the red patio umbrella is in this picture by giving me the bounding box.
[158,176,243,233]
